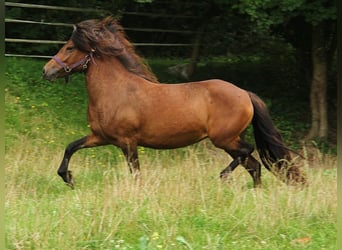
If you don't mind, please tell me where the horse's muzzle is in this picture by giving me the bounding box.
[42,67,58,82]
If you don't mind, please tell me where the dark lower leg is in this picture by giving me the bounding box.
[58,134,106,187]
[121,144,140,180]
[58,137,87,187]
[218,138,255,183]
[220,156,242,180]
[242,156,261,187]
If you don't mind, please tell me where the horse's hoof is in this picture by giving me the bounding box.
[66,183,74,189]
[220,169,231,179]
[219,172,231,183]
[66,170,75,189]
[253,182,262,188]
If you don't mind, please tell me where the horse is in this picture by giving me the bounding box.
[42,17,305,188]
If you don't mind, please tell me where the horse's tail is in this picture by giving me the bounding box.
[248,92,306,184]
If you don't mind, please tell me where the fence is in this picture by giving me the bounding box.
[5,2,201,59]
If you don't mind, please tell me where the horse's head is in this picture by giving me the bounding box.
[43,17,158,83]
[43,39,93,82]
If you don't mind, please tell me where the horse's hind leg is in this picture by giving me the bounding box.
[216,138,261,187]
[121,143,140,180]
[242,155,261,187]
[58,134,106,188]
[219,155,241,180]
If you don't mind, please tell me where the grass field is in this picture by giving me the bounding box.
[5,58,337,249]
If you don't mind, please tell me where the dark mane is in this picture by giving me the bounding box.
[71,17,159,83]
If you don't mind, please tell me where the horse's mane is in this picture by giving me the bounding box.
[71,17,159,83]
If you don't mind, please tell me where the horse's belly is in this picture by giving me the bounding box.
[138,125,207,149]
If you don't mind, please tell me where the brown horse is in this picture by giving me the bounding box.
[43,17,305,188]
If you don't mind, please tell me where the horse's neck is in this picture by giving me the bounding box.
[118,52,158,82]
[85,57,144,105]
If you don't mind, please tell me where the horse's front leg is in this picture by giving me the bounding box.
[58,134,106,188]
[121,143,140,180]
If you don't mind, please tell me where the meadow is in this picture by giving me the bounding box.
[5,57,337,249]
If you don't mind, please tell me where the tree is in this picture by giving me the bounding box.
[233,0,337,140]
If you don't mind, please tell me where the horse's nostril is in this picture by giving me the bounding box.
[42,68,46,74]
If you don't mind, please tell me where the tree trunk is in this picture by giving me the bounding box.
[305,23,328,140]
[188,23,206,78]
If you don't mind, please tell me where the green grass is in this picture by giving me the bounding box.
[5,57,337,249]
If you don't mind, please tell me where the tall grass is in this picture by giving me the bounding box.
[5,58,336,249]
[5,132,337,249]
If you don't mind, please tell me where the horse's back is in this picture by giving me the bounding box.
[195,79,253,115]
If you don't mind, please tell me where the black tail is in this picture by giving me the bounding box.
[248,92,305,184]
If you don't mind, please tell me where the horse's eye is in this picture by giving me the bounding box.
[66,47,74,52]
